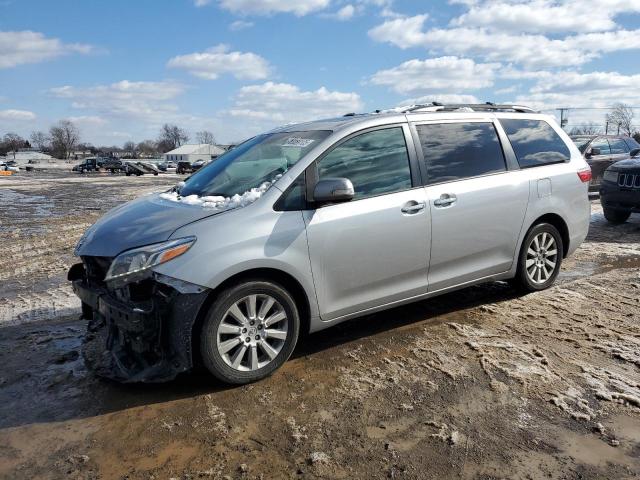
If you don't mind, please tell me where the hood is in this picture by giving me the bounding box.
[608,157,640,171]
[76,192,217,257]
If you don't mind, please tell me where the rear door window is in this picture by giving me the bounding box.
[590,137,611,155]
[415,122,506,185]
[500,119,570,168]
[608,138,630,154]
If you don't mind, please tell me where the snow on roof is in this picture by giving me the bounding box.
[164,144,226,155]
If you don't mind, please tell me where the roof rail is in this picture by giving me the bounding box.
[402,102,535,114]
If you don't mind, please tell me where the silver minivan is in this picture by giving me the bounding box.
[69,104,591,384]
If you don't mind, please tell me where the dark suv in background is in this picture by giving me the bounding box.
[571,134,640,191]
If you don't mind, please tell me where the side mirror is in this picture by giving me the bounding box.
[313,178,355,204]
[630,148,640,158]
[587,147,600,158]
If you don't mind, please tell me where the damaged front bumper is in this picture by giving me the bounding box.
[69,261,209,383]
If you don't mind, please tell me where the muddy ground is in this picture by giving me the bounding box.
[0,171,639,479]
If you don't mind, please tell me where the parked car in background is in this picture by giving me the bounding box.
[191,159,208,172]
[599,150,640,224]
[70,103,590,385]
[1,160,19,172]
[124,161,159,176]
[176,160,192,174]
[73,157,125,173]
[158,161,177,172]
[570,134,640,191]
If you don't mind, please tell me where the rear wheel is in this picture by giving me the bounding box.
[200,280,300,384]
[603,207,630,224]
[514,223,563,292]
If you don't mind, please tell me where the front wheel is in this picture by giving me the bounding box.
[514,223,563,292]
[200,280,300,384]
[603,207,630,224]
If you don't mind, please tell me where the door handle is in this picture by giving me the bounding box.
[433,193,457,207]
[401,201,426,214]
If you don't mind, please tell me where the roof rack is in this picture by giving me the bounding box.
[402,102,535,114]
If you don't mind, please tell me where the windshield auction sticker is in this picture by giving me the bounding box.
[281,137,315,148]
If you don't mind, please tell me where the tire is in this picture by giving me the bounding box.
[603,207,630,224]
[200,280,300,384]
[514,223,563,292]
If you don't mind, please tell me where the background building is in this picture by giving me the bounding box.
[163,144,225,163]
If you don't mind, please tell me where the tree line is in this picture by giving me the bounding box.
[568,103,640,143]
[0,121,216,160]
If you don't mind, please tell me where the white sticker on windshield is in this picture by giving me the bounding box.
[281,137,315,148]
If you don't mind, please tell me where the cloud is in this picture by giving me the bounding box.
[218,0,330,16]
[167,44,270,80]
[229,20,254,31]
[0,30,94,69]
[226,81,363,125]
[67,115,107,125]
[370,56,498,95]
[451,0,640,34]
[368,15,640,68]
[194,0,211,6]
[50,80,186,122]
[0,109,36,120]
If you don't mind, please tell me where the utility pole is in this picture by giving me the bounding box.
[556,108,569,130]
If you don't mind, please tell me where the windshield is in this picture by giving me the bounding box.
[571,136,592,153]
[179,130,330,197]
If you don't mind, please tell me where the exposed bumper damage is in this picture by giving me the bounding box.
[69,260,209,383]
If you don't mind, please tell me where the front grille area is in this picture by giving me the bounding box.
[618,173,640,189]
[82,256,112,286]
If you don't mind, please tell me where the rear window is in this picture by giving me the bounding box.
[609,137,630,154]
[623,137,640,151]
[500,119,570,168]
[416,122,506,185]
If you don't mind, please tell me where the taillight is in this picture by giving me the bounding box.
[577,168,592,183]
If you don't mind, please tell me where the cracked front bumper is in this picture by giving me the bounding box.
[69,263,210,383]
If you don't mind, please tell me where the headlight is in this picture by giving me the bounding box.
[603,170,619,183]
[104,236,196,284]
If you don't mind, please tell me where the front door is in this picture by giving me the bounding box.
[303,126,431,321]
[413,121,529,291]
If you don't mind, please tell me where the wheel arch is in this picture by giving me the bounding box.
[190,267,312,366]
[525,213,570,258]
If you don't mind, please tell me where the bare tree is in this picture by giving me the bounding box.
[158,124,189,152]
[137,140,158,157]
[569,122,601,136]
[606,103,634,136]
[123,141,137,159]
[196,130,216,145]
[49,120,80,159]
[30,131,50,152]
[3,132,25,159]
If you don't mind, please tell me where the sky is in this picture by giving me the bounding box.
[1,0,640,146]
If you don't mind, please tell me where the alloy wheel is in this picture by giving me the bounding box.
[525,232,558,285]
[216,294,288,371]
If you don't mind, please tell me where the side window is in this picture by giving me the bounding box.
[590,137,611,155]
[416,122,506,185]
[609,138,630,154]
[317,127,412,200]
[500,119,571,168]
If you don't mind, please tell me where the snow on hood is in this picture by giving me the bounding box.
[159,175,282,211]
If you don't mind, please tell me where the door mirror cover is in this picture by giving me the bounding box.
[313,178,355,204]
[588,147,601,157]
[630,148,640,158]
